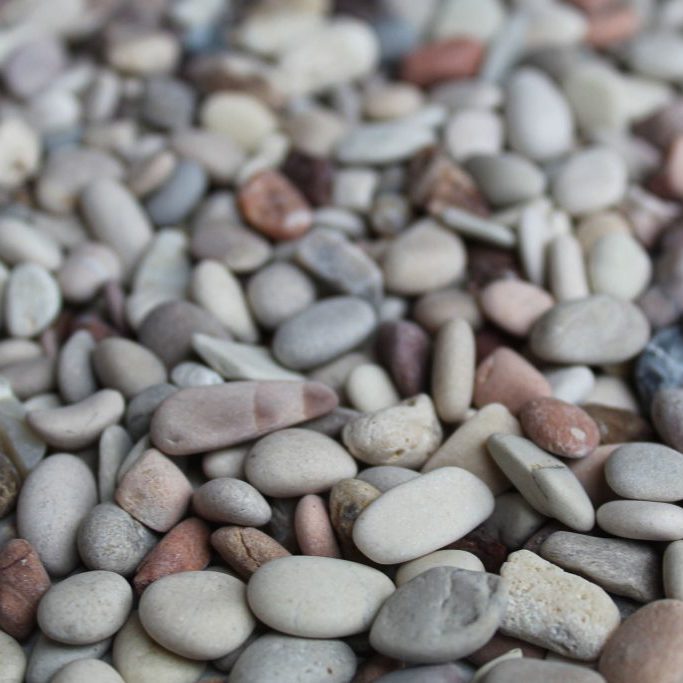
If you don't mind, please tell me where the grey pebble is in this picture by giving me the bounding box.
[26,635,111,683]
[483,492,546,550]
[145,160,208,225]
[480,659,606,683]
[125,383,177,441]
[141,77,195,131]
[652,387,683,451]
[336,121,435,164]
[466,153,546,206]
[98,425,132,503]
[597,499,683,541]
[192,477,271,526]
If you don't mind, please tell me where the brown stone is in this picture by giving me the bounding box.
[150,380,338,456]
[133,517,210,594]
[281,151,333,207]
[649,136,683,201]
[633,97,683,150]
[211,526,290,577]
[237,170,313,241]
[479,280,554,337]
[0,538,51,639]
[294,494,341,559]
[0,454,20,518]
[376,320,430,398]
[468,248,522,290]
[400,37,485,87]
[599,599,683,683]
[519,397,600,458]
[582,404,653,444]
[329,479,381,559]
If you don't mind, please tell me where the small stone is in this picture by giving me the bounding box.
[664,540,683,599]
[395,549,485,586]
[481,659,605,683]
[636,326,683,412]
[281,151,333,206]
[332,168,378,212]
[171,129,246,183]
[329,478,381,556]
[400,37,484,86]
[115,449,192,532]
[0,217,61,271]
[5,263,61,339]
[125,384,177,442]
[145,160,208,226]
[56,330,97,404]
[170,361,222,388]
[500,549,620,660]
[107,30,179,76]
[37,570,132,645]
[151,381,338,455]
[370,567,507,663]
[345,363,399,413]
[479,280,554,337]
[0,116,40,190]
[211,526,290,577]
[376,320,430,399]
[139,570,255,660]
[365,82,423,120]
[0,452,20,517]
[0,631,26,683]
[546,365,595,405]
[247,555,394,638]
[582,403,653,444]
[57,242,121,305]
[597,500,683,541]
[193,478,271,526]
[0,355,56,400]
[445,108,504,162]
[294,494,341,559]
[0,538,50,639]
[519,397,600,458]
[356,466,420,492]
[26,634,112,683]
[141,77,195,131]
[51,659,124,683]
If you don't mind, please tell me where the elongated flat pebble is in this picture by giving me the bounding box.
[376,320,430,398]
[145,160,207,226]
[151,381,337,455]
[597,500,683,540]
[212,526,290,576]
[139,571,255,660]
[396,549,485,586]
[353,467,494,564]
[5,263,61,338]
[57,330,97,403]
[193,478,271,526]
[17,454,97,576]
[479,280,554,337]
[51,659,124,683]
[467,153,546,206]
[488,433,595,531]
[530,295,650,364]
[482,659,605,683]
[247,556,394,637]
[294,494,341,558]
[26,389,124,450]
[500,550,620,660]
[38,570,132,645]
[246,428,357,497]
[0,631,26,683]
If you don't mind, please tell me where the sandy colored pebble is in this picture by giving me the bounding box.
[294,494,341,558]
[202,445,250,480]
[211,526,290,576]
[396,549,485,586]
[479,280,554,337]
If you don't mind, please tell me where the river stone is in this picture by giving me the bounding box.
[0,217,61,271]
[151,381,338,455]
[597,500,683,541]
[370,567,507,663]
[170,361,222,388]
[500,550,620,660]
[247,556,394,637]
[541,531,661,602]
[171,129,245,182]
[376,319,430,398]
[125,384,177,441]
[466,153,546,206]
[395,549,485,586]
[113,612,206,683]
[51,659,124,683]
[77,503,157,576]
[530,295,650,365]
[26,389,125,450]
[605,442,683,502]
[482,659,606,683]
[212,525,290,576]
[17,454,97,576]
[192,477,271,526]
[58,242,122,304]
[653,388,683,452]
[229,634,357,683]
[0,631,25,683]
[353,467,494,564]
[272,296,376,370]
[246,428,357,497]
[37,570,132,645]
[139,571,255,660]
[26,635,112,683]
[145,160,208,226]
[487,434,595,531]
[5,263,61,338]
[57,330,97,404]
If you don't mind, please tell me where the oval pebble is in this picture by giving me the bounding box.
[37,570,132,645]
[294,494,341,558]
[353,467,494,564]
[483,659,606,683]
[57,242,122,304]
[396,549,485,586]
[5,263,61,338]
[0,631,26,683]
[597,500,683,541]
[356,466,421,492]
[0,217,62,270]
[25,634,111,683]
[247,555,394,638]
[145,160,207,226]
[192,477,271,526]
[345,363,399,413]
[467,153,546,207]
[51,659,124,683]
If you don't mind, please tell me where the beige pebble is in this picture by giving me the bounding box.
[330,478,381,555]
[0,217,62,271]
[576,210,631,253]
[547,233,590,302]
[294,494,341,558]
[413,287,483,333]
[202,445,250,480]
[479,280,554,336]
[107,30,179,76]
[171,129,246,182]
[396,549,485,586]
[345,363,400,413]
[364,82,423,120]
[0,115,40,189]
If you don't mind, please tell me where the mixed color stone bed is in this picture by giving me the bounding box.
[4,0,683,681]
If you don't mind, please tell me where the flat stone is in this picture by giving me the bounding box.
[193,478,271,526]
[272,297,376,371]
[145,160,208,226]
[500,550,620,660]
[151,381,338,455]
[530,295,650,365]
[139,570,255,660]
[395,549,485,586]
[353,467,494,564]
[5,263,61,338]
[0,631,25,683]
[51,659,124,683]
[17,454,97,576]
[377,320,431,398]
[481,659,606,683]
[57,330,98,403]
[37,570,132,645]
[336,121,435,164]
[597,500,683,541]
[247,555,394,638]
[26,634,111,683]
[487,434,595,531]
[212,526,290,577]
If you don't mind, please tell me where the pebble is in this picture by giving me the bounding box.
[193,477,271,526]
[294,494,341,558]
[487,433,595,531]
[653,387,683,452]
[141,76,195,131]
[151,381,337,455]
[483,491,546,550]
[211,526,290,576]
[25,635,112,683]
[191,221,272,274]
[113,612,206,683]
[0,355,56,400]
[530,295,650,365]
[272,297,376,371]
[445,108,504,162]
[170,361,222,388]
[0,116,40,189]
[664,540,683,599]
[353,467,494,564]
[597,500,683,541]
[584,403,653,444]
[329,478,381,555]
[171,129,245,182]
[0,452,19,517]
[125,385,177,442]
[401,37,484,86]
[382,220,466,295]
[333,168,378,212]
[57,330,97,403]
[229,634,357,683]
[246,428,357,497]
[356,466,421,492]
[0,217,62,271]
[139,570,255,660]
[342,395,441,469]
[599,599,683,683]
[247,555,395,637]
[519,397,600,458]
[202,444,249,480]
[0,631,26,683]
[17,454,97,576]
[500,550,620,660]
[479,280,554,337]
[77,503,157,576]
[0,538,50,639]
[546,365,595,405]
[57,242,121,304]
[26,389,124,450]
[51,659,124,683]
[467,153,546,207]
[396,549,485,586]
[115,448,192,532]
[145,160,208,226]
[636,327,683,412]
[345,363,399,413]
[37,570,132,645]
[482,659,605,683]
[365,83,423,120]
[376,320,430,398]
[5,263,61,339]
[94,339,166,398]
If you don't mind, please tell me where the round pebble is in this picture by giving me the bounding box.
[192,477,271,526]
[597,500,683,541]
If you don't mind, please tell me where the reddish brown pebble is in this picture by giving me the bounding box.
[479,280,554,337]
[633,98,683,150]
[473,347,552,415]
[599,599,683,683]
[581,404,654,444]
[586,4,641,48]
[0,453,20,518]
[237,169,313,241]
[281,150,333,206]
[294,494,341,559]
[211,526,290,577]
[568,444,619,506]
[133,517,210,594]
[115,449,193,532]
[467,631,546,667]
[376,320,430,398]
[519,397,600,458]
[0,538,51,639]
[448,526,509,573]
[400,37,485,87]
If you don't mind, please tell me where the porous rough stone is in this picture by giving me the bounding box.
[500,549,621,660]
[192,477,271,526]
[329,478,381,554]
[353,467,494,564]
[247,555,395,638]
